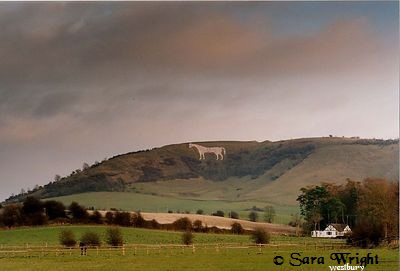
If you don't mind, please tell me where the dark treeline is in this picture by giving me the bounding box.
[0,198,247,235]
[297,178,399,247]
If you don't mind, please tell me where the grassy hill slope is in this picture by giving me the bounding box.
[244,141,399,204]
[6,137,398,209]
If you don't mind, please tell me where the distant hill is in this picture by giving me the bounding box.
[5,137,399,205]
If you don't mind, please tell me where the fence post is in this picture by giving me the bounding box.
[97,246,99,256]
[192,244,195,254]
[122,245,125,256]
[134,246,137,255]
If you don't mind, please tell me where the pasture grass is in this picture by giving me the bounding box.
[0,226,397,271]
[48,192,298,224]
[0,246,397,271]
[0,225,348,246]
[0,225,250,246]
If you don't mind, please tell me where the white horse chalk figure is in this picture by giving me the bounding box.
[189,143,226,160]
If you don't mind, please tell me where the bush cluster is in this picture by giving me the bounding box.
[106,227,124,246]
[59,230,77,247]
[59,228,123,247]
[81,231,102,246]
[1,199,269,244]
[231,222,244,235]
[251,228,270,244]
[182,231,194,245]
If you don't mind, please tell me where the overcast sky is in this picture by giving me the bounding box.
[0,1,398,201]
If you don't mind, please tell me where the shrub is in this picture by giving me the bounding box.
[105,211,114,224]
[2,204,23,228]
[229,211,239,219]
[196,209,204,215]
[182,231,194,245]
[172,217,192,231]
[212,210,224,217]
[22,197,43,215]
[89,210,103,224]
[347,222,384,248]
[59,230,77,247]
[105,227,123,246]
[26,212,48,226]
[149,219,161,229]
[249,211,258,222]
[22,197,47,226]
[193,220,203,232]
[132,212,146,228]
[114,211,132,226]
[207,226,222,234]
[81,231,101,246]
[68,202,88,221]
[251,228,270,244]
[231,222,244,235]
[44,200,66,220]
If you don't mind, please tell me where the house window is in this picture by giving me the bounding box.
[327,232,332,235]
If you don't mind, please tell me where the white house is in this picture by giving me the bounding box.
[311,224,351,238]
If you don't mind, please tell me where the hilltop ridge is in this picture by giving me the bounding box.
[6,137,399,205]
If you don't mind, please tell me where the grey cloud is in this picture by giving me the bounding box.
[0,2,384,88]
[33,91,81,117]
[0,2,397,200]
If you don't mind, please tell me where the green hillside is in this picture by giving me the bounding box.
[47,192,298,224]
[6,137,399,208]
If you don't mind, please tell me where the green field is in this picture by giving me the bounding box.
[0,226,250,246]
[48,192,299,224]
[0,226,398,271]
[0,226,344,246]
[1,249,398,271]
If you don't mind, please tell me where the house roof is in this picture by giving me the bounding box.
[329,224,348,232]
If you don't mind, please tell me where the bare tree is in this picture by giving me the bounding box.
[264,206,276,223]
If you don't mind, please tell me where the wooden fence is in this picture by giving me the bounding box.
[0,242,354,258]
